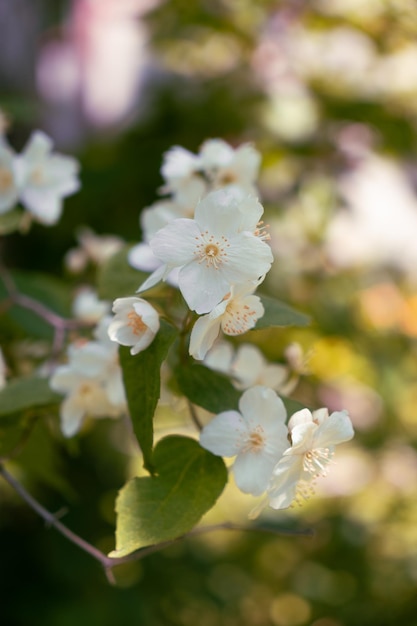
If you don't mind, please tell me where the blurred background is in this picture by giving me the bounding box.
[2,1,417,624]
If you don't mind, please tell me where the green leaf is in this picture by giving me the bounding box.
[176,363,240,414]
[256,296,310,329]
[0,376,61,421]
[110,435,227,557]
[97,245,147,301]
[119,320,178,472]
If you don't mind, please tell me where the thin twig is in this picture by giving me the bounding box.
[187,399,203,431]
[0,464,313,583]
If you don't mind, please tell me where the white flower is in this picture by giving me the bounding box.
[15,130,80,225]
[72,287,110,323]
[107,297,160,355]
[0,139,19,214]
[200,386,289,496]
[139,188,273,314]
[199,139,261,193]
[65,227,124,273]
[160,145,202,193]
[267,407,354,510]
[204,341,292,393]
[189,283,265,360]
[50,364,121,437]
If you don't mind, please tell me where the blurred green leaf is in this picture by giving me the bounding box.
[0,376,61,421]
[0,270,72,339]
[119,320,178,473]
[110,435,227,556]
[256,296,310,329]
[176,363,240,413]
[97,246,147,301]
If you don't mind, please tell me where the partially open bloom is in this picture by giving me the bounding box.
[199,139,261,193]
[200,386,289,496]
[189,283,265,360]
[15,130,80,225]
[267,407,354,509]
[138,188,273,314]
[107,297,160,355]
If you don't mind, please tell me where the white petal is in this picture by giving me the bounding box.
[239,386,287,428]
[268,455,304,509]
[60,397,85,437]
[137,263,169,293]
[315,410,354,448]
[232,450,275,496]
[20,189,62,224]
[189,314,222,360]
[178,261,230,314]
[200,410,246,457]
[150,218,199,266]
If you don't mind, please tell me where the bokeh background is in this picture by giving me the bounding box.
[2,1,417,625]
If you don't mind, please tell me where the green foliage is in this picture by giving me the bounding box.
[110,435,227,556]
[97,246,147,301]
[119,320,178,473]
[176,363,240,413]
[0,376,61,421]
[257,296,310,329]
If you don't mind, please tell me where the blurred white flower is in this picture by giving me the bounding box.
[199,139,261,194]
[72,287,110,323]
[14,130,80,225]
[204,341,296,394]
[139,188,273,314]
[0,138,19,214]
[107,296,160,355]
[65,227,124,273]
[161,145,203,194]
[189,283,264,360]
[267,407,354,510]
[200,386,289,495]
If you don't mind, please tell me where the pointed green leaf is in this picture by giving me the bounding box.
[256,296,310,329]
[110,435,227,557]
[176,363,240,414]
[0,376,61,421]
[97,245,147,301]
[119,320,178,472]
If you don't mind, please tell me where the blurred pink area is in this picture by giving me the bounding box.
[37,0,160,142]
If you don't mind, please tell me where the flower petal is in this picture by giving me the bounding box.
[200,410,246,457]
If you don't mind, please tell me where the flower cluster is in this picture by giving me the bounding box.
[50,315,127,437]
[200,385,354,510]
[0,130,80,225]
[128,139,272,358]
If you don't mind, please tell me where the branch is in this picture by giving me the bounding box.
[0,464,313,584]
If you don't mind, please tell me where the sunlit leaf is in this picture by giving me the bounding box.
[176,363,240,413]
[256,296,310,329]
[119,320,178,473]
[109,435,227,557]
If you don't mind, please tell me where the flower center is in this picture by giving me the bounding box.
[242,425,266,453]
[195,231,230,269]
[0,167,13,192]
[223,300,257,335]
[30,166,45,186]
[79,382,94,397]
[303,448,332,477]
[127,311,147,335]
